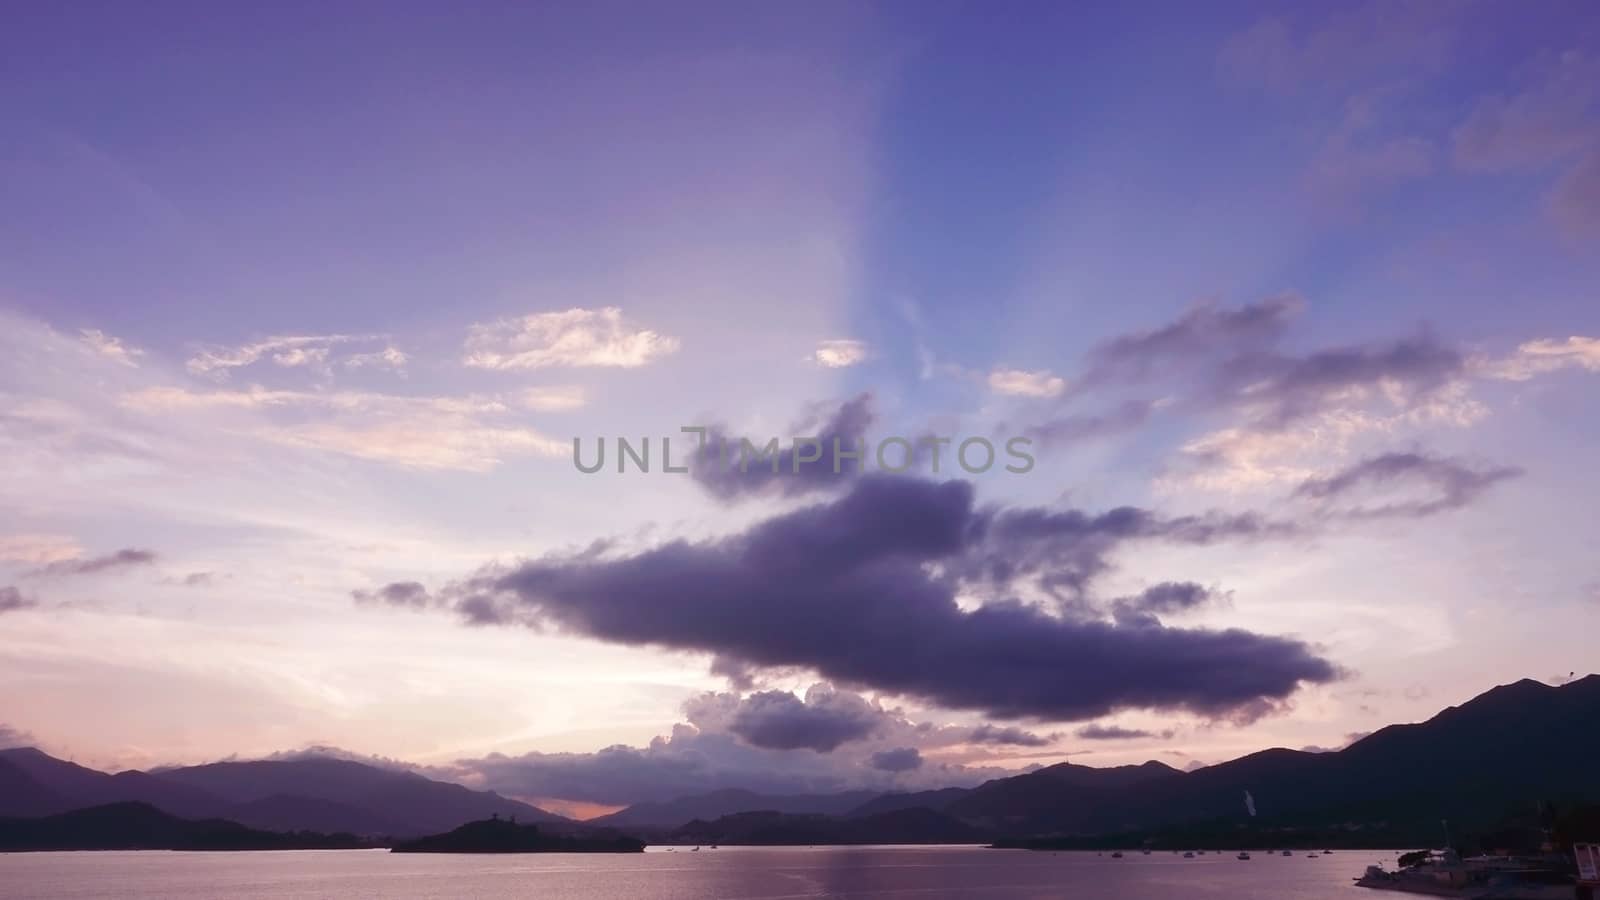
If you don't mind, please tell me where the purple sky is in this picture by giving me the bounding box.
[2,1,1597,817]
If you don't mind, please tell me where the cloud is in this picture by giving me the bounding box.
[813,339,869,368]
[351,581,434,609]
[518,387,587,412]
[1024,399,1159,449]
[1082,295,1303,386]
[718,685,884,752]
[343,346,409,372]
[463,307,678,370]
[1481,335,1600,381]
[966,724,1053,747]
[1294,451,1522,519]
[443,686,1026,808]
[1217,334,1465,428]
[1217,5,1457,95]
[1548,149,1600,238]
[79,329,144,367]
[178,572,215,587]
[988,368,1066,398]
[689,393,874,501]
[1074,723,1164,741]
[0,586,38,614]
[1452,50,1600,173]
[121,387,566,472]
[0,723,35,748]
[413,474,1336,721]
[869,747,923,772]
[26,548,157,578]
[186,334,388,378]
[1110,582,1225,625]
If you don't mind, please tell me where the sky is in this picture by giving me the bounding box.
[1,0,1598,819]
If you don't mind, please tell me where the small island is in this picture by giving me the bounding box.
[390,815,646,854]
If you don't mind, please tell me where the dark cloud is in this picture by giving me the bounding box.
[721,686,882,752]
[351,581,434,608]
[869,747,923,772]
[1084,294,1303,385]
[1215,335,1465,428]
[412,474,1336,722]
[180,572,214,587]
[1017,301,1475,452]
[1075,724,1171,741]
[1109,582,1227,626]
[966,724,1053,747]
[0,586,36,613]
[1295,452,1523,519]
[690,394,874,501]
[25,548,157,578]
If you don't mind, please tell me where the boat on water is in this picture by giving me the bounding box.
[1142,849,1151,855]
[1183,851,1195,858]
[1282,850,1293,857]
[1238,852,1251,860]
[1110,851,1124,858]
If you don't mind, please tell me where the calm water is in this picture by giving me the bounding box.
[0,845,1385,899]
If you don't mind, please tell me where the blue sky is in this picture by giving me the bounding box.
[1,1,1597,816]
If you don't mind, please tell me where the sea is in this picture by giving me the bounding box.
[0,845,1385,898]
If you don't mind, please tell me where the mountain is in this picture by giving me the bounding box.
[673,807,991,845]
[0,747,230,819]
[593,788,881,828]
[222,793,419,837]
[0,758,66,818]
[955,675,1600,839]
[0,750,571,838]
[0,802,366,851]
[391,817,644,853]
[847,787,971,818]
[941,759,1183,833]
[152,757,571,836]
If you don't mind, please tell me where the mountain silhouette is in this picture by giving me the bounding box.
[0,801,365,851]
[0,750,569,838]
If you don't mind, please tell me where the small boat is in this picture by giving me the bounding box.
[1282,850,1293,857]
[691,846,700,852]
[1110,851,1124,858]
[1183,852,1195,858]
[1142,849,1151,855]
[1307,853,1319,857]
[1238,852,1251,860]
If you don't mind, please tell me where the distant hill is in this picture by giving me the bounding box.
[0,802,366,851]
[153,757,570,836]
[593,788,880,828]
[847,787,971,818]
[392,816,644,853]
[674,807,991,845]
[0,750,570,838]
[956,675,1600,840]
[941,759,1183,834]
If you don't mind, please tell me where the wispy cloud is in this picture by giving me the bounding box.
[25,548,157,578]
[1480,335,1600,381]
[464,307,678,370]
[121,387,566,472]
[187,334,394,378]
[79,329,145,368]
